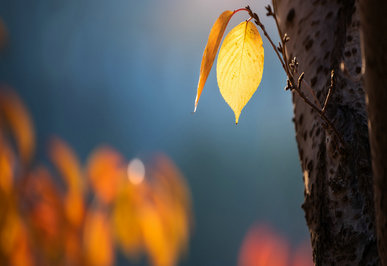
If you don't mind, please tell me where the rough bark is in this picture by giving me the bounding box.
[359,0,387,264]
[275,0,379,264]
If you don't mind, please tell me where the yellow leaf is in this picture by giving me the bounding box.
[217,21,264,124]
[194,10,234,112]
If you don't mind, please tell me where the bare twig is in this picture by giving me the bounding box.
[322,70,335,114]
[289,57,298,73]
[297,72,305,89]
[302,79,322,109]
[272,0,291,78]
[291,86,345,146]
[246,5,344,147]
[284,79,292,91]
[245,6,286,72]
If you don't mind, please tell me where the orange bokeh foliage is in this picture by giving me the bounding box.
[238,224,290,266]
[0,135,14,194]
[83,210,114,266]
[87,146,125,205]
[150,155,192,259]
[21,167,65,262]
[112,183,144,258]
[0,89,35,164]
[238,224,312,266]
[111,155,193,266]
[49,137,85,227]
[0,89,193,266]
[49,137,84,193]
[2,212,34,266]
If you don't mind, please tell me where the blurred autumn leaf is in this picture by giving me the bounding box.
[22,167,65,262]
[83,210,114,266]
[1,211,34,266]
[0,135,14,194]
[113,183,144,259]
[87,146,125,205]
[238,224,312,266]
[49,137,84,194]
[238,224,289,266]
[0,89,35,164]
[0,89,193,266]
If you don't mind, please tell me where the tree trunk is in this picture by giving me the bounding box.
[359,0,387,264]
[275,0,379,264]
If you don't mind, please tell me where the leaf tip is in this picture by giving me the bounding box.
[235,112,240,125]
[193,95,198,113]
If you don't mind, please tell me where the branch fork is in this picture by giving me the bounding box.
[245,5,345,148]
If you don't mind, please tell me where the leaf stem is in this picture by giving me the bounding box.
[233,8,249,15]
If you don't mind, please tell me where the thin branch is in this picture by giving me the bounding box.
[272,0,291,78]
[297,72,305,89]
[322,70,335,114]
[292,86,345,147]
[302,79,322,109]
[245,6,286,72]
[246,5,345,147]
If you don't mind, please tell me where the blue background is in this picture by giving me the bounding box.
[0,0,308,265]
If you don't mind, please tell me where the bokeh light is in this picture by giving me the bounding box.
[128,158,146,185]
